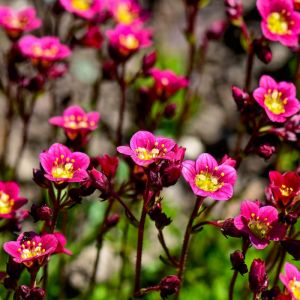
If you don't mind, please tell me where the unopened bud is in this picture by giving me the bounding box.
[163,103,177,119]
[30,287,46,300]
[221,218,243,238]
[232,86,251,111]
[142,51,157,74]
[206,20,228,40]
[253,39,272,64]
[105,214,120,228]
[230,250,248,274]
[33,168,50,189]
[257,144,276,160]
[224,0,243,25]
[249,259,268,294]
[148,203,172,230]
[159,275,181,298]
[30,204,53,222]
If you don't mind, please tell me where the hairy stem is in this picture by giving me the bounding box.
[175,196,204,300]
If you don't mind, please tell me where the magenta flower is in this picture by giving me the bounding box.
[3,232,58,267]
[59,0,101,20]
[0,6,41,39]
[49,105,100,140]
[181,153,237,201]
[18,35,71,64]
[253,75,300,122]
[117,130,177,167]
[149,68,188,99]
[39,143,90,183]
[106,24,152,61]
[280,263,300,300]
[234,200,286,249]
[106,0,144,25]
[268,170,300,206]
[257,0,300,47]
[53,232,72,255]
[0,181,27,219]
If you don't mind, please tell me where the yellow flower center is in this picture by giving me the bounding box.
[116,3,136,24]
[280,184,293,197]
[135,147,159,160]
[7,16,28,29]
[248,213,271,239]
[194,169,224,192]
[32,45,59,58]
[135,142,167,161]
[289,278,300,299]
[64,115,94,129]
[0,191,14,214]
[264,89,287,114]
[119,34,139,50]
[267,12,290,35]
[51,155,75,179]
[71,0,92,11]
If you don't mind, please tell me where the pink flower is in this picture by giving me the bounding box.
[18,35,71,64]
[53,232,72,255]
[106,24,152,61]
[3,232,58,267]
[234,200,286,249]
[39,143,90,183]
[0,182,27,219]
[59,0,102,20]
[106,0,144,25]
[117,130,177,167]
[280,263,300,300]
[49,105,100,141]
[268,170,300,206]
[149,68,188,99]
[253,75,300,122]
[181,153,237,201]
[257,0,300,47]
[0,6,41,39]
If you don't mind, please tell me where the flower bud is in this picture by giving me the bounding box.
[224,0,243,25]
[30,204,53,222]
[105,213,120,228]
[161,164,182,187]
[230,250,248,275]
[159,275,181,298]
[221,218,243,238]
[257,144,277,160]
[16,285,31,299]
[232,86,251,112]
[148,203,172,230]
[142,51,157,74]
[102,60,116,80]
[206,20,228,40]
[279,212,298,225]
[253,39,272,64]
[32,168,50,188]
[30,287,46,300]
[220,154,236,167]
[249,259,268,294]
[88,168,110,196]
[163,103,177,119]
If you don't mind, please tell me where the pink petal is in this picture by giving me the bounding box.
[130,131,155,150]
[195,153,217,174]
[240,201,259,219]
[181,160,196,183]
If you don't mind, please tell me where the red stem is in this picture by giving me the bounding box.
[175,197,204,300]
